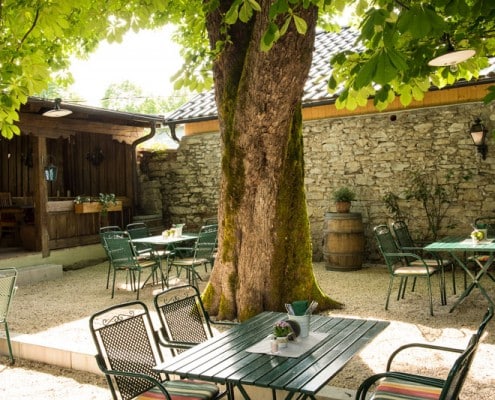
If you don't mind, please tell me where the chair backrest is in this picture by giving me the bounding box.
[0,193,12,208]
[373,225,403,270]
[104,234,139,269]
[193,224,218,260]
[0,268,17,322]
[474,216,495,238]
[126,223,152,254]
[153,285,213,354]
[392,221,415,248]
[89,301,164,400]
[126,222,150,239]
[439,307,493,399]
[99,226,122,246]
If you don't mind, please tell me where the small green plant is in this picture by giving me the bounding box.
[404,170,471,240]
[73,195,91,204]
[273,320,292,337]
[332,187,356,202]
[98,193,116,216]
[382,191,405,221]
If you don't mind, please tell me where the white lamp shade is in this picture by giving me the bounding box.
[43,108,73,117]
[428,49,476,67]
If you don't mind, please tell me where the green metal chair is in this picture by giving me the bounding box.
[355,307,493,400]
[374,224,445,316]
[0,267,17,364]
[89,300,224,400]
[392,220,453,296]
[126,222,153,257]
[99,225,122,289]
[104,233,163,299]
[127,222,175,286]
[472,216,495,283]
[153,285,237,356]
[170,224,218,287]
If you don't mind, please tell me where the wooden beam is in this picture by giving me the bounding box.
[183,82,493,135]
[33,136,50,257]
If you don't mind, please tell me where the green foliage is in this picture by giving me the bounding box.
[2,0,495,139]
[382,191,405,222]
[403,169,472,240]
[332,187,356,202]
[327,0,495,110]
[0,0,176,138]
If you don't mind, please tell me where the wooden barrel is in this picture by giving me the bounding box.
[323,212,364,271]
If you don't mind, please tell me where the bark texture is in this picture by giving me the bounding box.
[203,1,342,321]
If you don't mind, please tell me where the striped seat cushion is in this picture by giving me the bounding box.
[370,377,441,400]
[136,380,219,400]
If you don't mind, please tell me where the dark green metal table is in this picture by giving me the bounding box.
[154,311,389,400]
[424,236,495,312]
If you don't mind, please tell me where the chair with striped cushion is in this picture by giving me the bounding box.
[89,301,225,400]
[392,220,454,296]
[374,225,445,316]
[355,307,493,400]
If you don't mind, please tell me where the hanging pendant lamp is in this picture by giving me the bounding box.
[428,34,475,67]
[42,98,73,117]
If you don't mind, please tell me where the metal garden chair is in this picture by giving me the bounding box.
[392,220,454,296]
[374,224,446,316]
[89,300,224,400]
[472,216,495,283]
[355,307,493,400]
[99,225,122,289]
[170,224,218,287]
[103,233,163,299]
[153,284,237,356]
[0,267,17,364]
[126,222,153,257]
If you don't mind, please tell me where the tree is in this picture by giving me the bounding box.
[101,80,191,114]
[2,1,495,320]
[0,1,171,138]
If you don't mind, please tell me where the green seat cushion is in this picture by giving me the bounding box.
[136,380,219,400]
[370,377,441,400]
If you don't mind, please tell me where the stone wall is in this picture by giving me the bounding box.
[139,101,495,262]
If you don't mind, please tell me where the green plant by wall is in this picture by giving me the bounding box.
[332,187,356,202]
[404,170,471,240]
[382,191,406,222]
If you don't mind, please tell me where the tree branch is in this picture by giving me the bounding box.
[394,0,410,10]
[16,7,40,54]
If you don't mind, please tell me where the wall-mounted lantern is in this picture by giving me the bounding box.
[470,118,488,160]
[44,156,58,181]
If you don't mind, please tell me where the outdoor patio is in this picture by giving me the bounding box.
[1,256,494,399]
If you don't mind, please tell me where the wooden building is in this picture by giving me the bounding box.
[0,97,165,257]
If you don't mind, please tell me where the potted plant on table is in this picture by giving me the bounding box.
[332,187,356,213]
[273,320,293,348]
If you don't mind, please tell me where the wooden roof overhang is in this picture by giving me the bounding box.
[18,97,165,143]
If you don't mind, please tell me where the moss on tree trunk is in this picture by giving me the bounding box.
[203,3,343,321]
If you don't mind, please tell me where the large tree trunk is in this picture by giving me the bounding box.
[203,1,342,321]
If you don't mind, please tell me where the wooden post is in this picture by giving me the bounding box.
[33,136,50,257]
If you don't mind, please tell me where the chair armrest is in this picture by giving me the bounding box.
[154,328,196,351]
[95,353,168,389]
[355,371,444,400]
[386,342,464,371]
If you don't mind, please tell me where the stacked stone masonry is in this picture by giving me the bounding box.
[139,102,495,262]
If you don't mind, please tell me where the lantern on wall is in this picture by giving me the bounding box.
[470,118,488,160]
[44,156,58,181]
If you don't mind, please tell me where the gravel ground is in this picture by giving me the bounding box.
[1,261,494,399]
